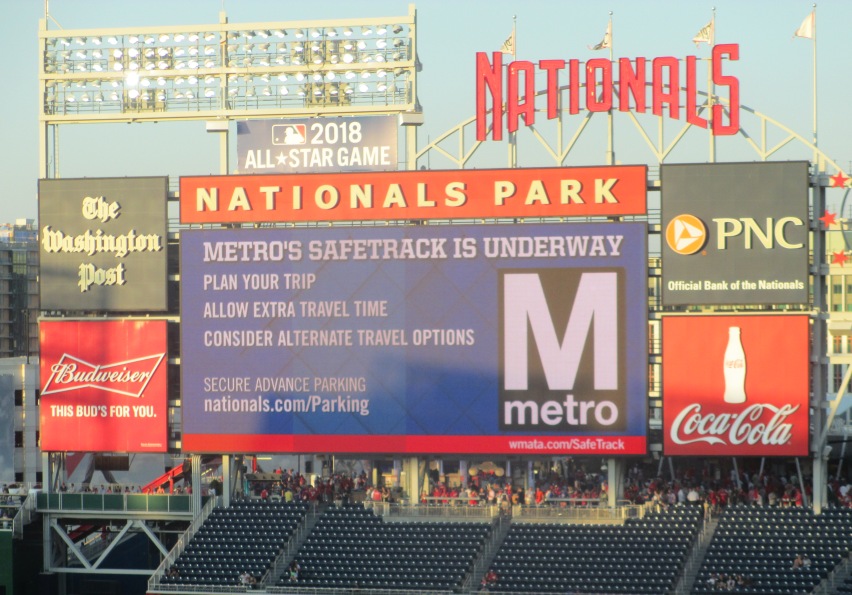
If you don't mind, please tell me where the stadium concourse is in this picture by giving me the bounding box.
[134,459,852,595]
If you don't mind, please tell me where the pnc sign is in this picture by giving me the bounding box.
[476,44,740,141]
[661,162,809,306]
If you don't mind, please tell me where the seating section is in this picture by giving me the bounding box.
[489,505,702,594]
[282,503,491,590]
[695,505,852,595]
[161,499,308,587]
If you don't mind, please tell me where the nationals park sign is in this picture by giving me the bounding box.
[476,44,740,140]
[180,165,647,224]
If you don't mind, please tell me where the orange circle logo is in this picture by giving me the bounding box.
[665,214,707,255]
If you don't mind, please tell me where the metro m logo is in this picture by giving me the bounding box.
[499,269,625,431]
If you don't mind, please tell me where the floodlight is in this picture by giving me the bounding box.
[187,75,198,84]
[294,29,305,39]
[392,24,403,34]
[377,80,388,91]
[204,32,216,41]
[279,86,289,95]
[74,36,86,45]
[204,45,216,55]
[310,28,321,38]
[109,90,119,100]
[277,73,287,82]
[81,92,91,102]
[159,33,169,42]
[377,39,387,49]
[205,88,216,98]
[187,59,199,68]
[92,36,103,45]
[262,86,271,96]
[128,88,140,99]
[156,90,166,101]
[94,92,104,102]
[327,28,338,37]
[144,34,155,44]
[106,35,118,45]
[204,58,216,68]
[272,29,286,38]
[174,33,186,42]
[185,89,195,99]
[128,34,140,44]
[361,26,373,35]
[358,82,368,92]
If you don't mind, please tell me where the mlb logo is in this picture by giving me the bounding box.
[272,124,307,145]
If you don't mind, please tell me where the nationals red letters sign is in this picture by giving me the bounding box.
[39,320,168,452]
[662,315,809,457]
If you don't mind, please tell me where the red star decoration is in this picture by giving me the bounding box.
[831,171,850,188]
[820,210,838,227]
[832,251,849,266]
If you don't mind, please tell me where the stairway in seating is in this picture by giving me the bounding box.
[673,514,720,595]
[465,515,513,591]
[261,502,326,587]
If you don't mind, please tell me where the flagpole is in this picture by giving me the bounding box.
[812,4,818,169]
[509,14,517,168]
[708,7,716,162]
[607,11,614,166]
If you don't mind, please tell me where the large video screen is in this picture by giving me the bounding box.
[180,223,648,455]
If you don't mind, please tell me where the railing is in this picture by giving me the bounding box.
[512,500,644,523]
[366,500,499,520]
[37,491,194,514]
[13,492,36,539]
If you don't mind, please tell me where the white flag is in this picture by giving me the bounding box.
[588,21,611,51]
[500,31,515,55]
[795,11,815,39]
[692,20,713,46]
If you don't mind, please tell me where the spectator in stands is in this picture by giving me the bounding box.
[792,554,805,570]
[481,568,498,590]
[167,566,179,578]
[288,560,301,582]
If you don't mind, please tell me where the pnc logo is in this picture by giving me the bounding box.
[666,214,707,255]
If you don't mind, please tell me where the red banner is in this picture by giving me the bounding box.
[180,165,647,224]
[662,315,809,457]
[39,320,168,453]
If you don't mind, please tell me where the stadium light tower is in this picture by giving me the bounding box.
[38,6,421,176]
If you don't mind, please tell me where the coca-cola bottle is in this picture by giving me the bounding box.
[723,326,746,404]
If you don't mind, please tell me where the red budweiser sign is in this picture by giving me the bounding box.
[662,315,809,457]
[39,320,168,453]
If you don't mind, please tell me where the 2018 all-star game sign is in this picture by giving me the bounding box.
[236,116,398,174]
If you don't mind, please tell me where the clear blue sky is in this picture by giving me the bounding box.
[0,0,849,224]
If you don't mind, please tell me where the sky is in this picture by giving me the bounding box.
[0,0,850,224]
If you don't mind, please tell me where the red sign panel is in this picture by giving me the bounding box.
[39,320,168,453]
[662,315,809,457]
[180,166,647,224]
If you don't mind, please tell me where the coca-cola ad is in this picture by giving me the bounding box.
[39,320,168,453]
[662,315,809,457]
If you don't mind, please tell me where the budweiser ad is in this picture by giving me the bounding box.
[39,320,168,453]
[662,315,809,457]
[179,165,647,225]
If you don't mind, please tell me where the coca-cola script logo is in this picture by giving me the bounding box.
[669,403,799,447]
[42,353,166,398]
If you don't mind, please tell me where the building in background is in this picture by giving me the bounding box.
[0,220,38,360]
